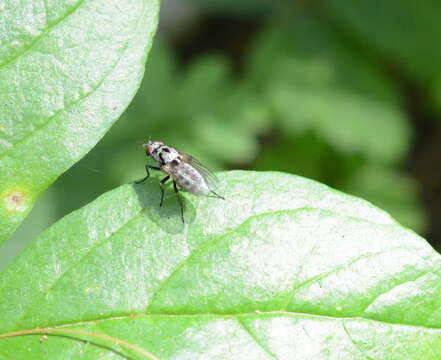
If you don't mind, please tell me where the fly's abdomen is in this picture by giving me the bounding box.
[173,163,210,196]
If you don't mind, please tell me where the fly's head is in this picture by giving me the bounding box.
[143,141,163,159]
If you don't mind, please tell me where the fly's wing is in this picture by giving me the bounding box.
[180,153,219,190]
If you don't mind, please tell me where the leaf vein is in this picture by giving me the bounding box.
[4,311,441,338]
[14,211,146,328]
[284,246,414,310]
[361,270,438,315]
[236,317,279,360]
[144,209,301,312]
[342,322,375,360]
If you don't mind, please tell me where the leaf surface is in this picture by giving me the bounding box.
[0,0,160,243]
[1,171,441,359]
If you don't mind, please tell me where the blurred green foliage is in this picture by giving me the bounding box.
[247,18,410,163]
[4,0,440,266]
[321,0,441,111]
[247,14,426,232]
[115,42,269,169]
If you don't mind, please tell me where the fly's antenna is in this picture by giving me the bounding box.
[136,140,150,149]
[141,136,153,148]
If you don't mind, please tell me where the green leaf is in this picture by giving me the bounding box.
[1,171,441,359]
[0,0,160,244]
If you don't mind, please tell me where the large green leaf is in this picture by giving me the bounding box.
[1,171,441,359]
[0,0,160,244]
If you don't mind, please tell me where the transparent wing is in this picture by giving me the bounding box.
[180,153,219,190]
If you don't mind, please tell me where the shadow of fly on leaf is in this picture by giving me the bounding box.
[135,141,225,223]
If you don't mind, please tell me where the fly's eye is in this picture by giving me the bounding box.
[146,145,154,156]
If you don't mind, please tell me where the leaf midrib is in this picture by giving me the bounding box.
[3,311,441,335]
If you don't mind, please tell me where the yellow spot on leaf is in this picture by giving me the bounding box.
[2,188,29,213]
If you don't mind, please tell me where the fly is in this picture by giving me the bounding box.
[136,141,225,222]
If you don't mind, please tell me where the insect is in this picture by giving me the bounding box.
[136,141,225,222]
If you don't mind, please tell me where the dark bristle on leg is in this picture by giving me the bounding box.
[135,165,161,184]
[159,175,170,207]
[173,181,185,223]
[210,190,225,200]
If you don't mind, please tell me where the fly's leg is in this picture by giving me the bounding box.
[159,175,170,207]
[210,190,225,200]
[173,181,185,223]
[135,165,161,184]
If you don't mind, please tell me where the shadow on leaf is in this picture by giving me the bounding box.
[132,180,196,234]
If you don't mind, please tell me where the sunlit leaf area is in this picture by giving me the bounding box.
[2,172,441,359]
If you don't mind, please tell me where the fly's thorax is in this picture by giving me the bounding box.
[172,162,210,196]
[151,145,181,166]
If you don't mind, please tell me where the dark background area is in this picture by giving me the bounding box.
[2,0,441,267]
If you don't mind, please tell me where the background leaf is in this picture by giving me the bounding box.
[246,17,410,164]
[1,171,440,359]
[321,0,441,111]
[0,0,160,244]
[342,164,427,232]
